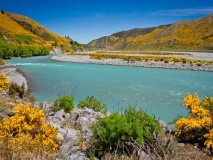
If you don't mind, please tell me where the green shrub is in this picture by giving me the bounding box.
[77,96,107,114]
[89,106,161,157]
[54,95,74,113]
[124,106,161,143]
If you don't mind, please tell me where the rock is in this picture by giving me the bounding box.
[58,128,83,158]
[0,112,9,119]
[47,108,106,159]
[65,128,80,145]
[70,109,81,121]
[177,143,185,148]
[76,116,97,148]
[55,109,66,118]
[40,101,54,115]
[52,47,63,54]
[6,109,14,116]
[1,91,7,98]
[80,108,95,117]
[68,153,89,160]
[48,115,65,126]
[65,113,71,121]
[158,120,174,133]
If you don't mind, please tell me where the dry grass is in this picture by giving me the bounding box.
[100,131,213,160]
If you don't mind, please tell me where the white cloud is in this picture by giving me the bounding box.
[151,7,213,16]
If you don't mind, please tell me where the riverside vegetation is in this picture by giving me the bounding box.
[1,73,213,159]
[89,53,213,65]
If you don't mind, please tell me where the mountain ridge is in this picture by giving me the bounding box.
[87,14,213,51]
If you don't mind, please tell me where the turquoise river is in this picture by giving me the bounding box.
[5,56,213,123]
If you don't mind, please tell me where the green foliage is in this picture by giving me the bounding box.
[90,106,161,157]
[124,106,161,142]
[77,96,107,113]
[0,44,50,59]
[15,34,34,44]
[54,95,74,113]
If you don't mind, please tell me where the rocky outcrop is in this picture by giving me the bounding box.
[50,47,63,54]
[39,101,105,160]
[0,68,28,90]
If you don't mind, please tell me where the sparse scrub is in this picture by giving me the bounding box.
[54,95,74,113]
[77,96,107,114]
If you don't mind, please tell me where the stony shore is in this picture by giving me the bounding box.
[0,68,28,89]
[51,55,213,72]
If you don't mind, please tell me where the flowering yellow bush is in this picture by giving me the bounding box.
[175,93,213,149]
[0,58,7,65]
[0,72,10,91]
[0,103,61,159]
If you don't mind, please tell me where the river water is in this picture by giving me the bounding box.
[5,56,213,123]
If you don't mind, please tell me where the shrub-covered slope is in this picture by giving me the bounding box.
[0,10,83,52]
[88,14,213,51]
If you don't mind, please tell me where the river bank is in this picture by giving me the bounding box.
[51,55,213,72]
[0,68,28,89]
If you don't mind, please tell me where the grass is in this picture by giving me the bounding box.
[100,131,213,160]
[14,34,34,44]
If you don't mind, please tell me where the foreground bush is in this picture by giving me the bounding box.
[90,106,161,157]
[0,72,10,91]
[54,95,74,112]
[77,96,107,113]
[175,93,213,150]
[0,103,60,159]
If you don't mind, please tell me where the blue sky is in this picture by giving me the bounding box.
[1,0,213,44]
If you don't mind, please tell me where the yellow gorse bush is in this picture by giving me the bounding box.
[0,72,10,92]
[89,53,213,65]
[175,93,213,150]
[0,103,61,159]
[0,58,7,65]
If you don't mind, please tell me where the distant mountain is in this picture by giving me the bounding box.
[88,14,213,51]
[0,10,83,52]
